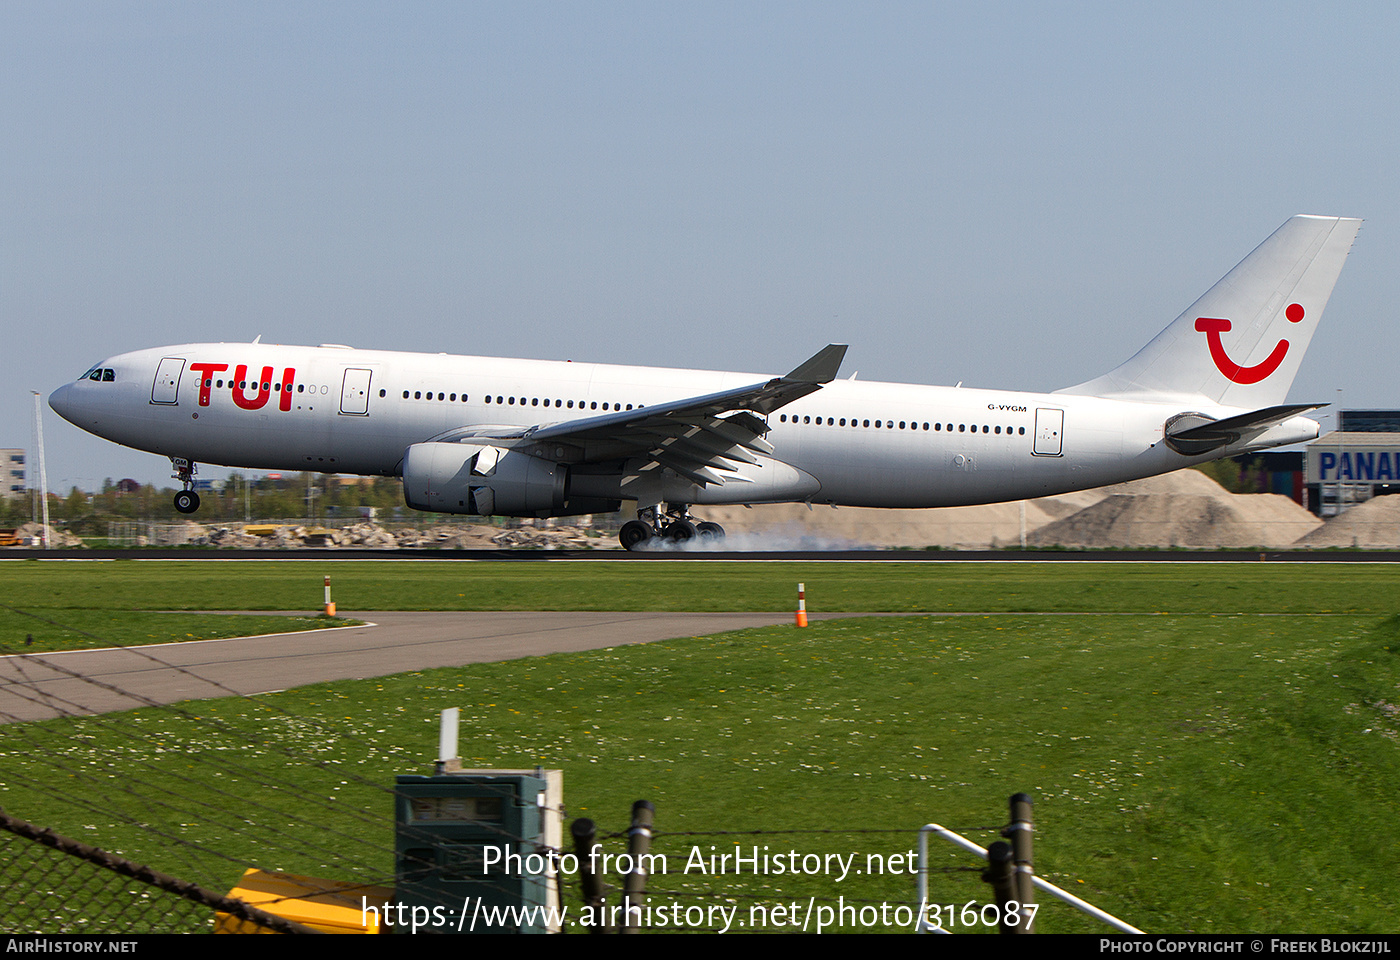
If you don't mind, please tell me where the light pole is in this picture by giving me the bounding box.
[30,393,50,549]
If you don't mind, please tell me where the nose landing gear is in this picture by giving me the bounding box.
[171,458,201,514]
[618,505,725,551]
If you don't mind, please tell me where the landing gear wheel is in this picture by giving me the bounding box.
[696,521,725,542]
[619,520,654,551]
[663,519,698,543]
[170,458,200,515]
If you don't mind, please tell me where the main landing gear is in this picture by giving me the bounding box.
[618,504,725,551]
[171,458,200,515]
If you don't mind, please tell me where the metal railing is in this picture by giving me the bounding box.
[915,820,1143,934]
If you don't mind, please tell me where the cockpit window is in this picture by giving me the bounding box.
[102,369,115,381]
[80,367,115,382]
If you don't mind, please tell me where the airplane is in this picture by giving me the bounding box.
[49,214,1360,551]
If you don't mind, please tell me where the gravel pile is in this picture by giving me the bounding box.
[1293,495,1400,549]
[178,520,600,550]
[702,469,1323,550]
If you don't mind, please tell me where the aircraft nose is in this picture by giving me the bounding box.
[48,382,77,424]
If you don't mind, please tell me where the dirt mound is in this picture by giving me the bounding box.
[1092,468,1239,498]
[12,523,84,548]
[1027,491,1320,549]
[698,469,1321,550]
[1293,495,1400,549]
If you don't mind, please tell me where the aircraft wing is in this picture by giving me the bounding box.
[438,344,847,488]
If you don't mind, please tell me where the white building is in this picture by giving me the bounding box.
[1305,432,1400,516]
[0,450,24,500]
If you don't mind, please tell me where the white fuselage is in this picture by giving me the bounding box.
[49,342,1286,510]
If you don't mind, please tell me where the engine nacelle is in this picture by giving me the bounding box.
[402,442,567,517]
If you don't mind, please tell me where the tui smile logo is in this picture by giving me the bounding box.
[1195,303,1304,384]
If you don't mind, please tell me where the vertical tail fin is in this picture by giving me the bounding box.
[1057,215,1361,407]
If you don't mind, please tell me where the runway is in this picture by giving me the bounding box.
[0,610,828,724]
[6,547,1399,561]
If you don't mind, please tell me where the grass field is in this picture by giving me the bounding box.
[1,560,1398,934]
[3,558,1400,616]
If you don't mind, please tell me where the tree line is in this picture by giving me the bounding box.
[2,474,411,533]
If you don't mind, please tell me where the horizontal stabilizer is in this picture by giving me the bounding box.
[1165,403,1325,455]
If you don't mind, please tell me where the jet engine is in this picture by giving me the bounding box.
[402,442,568,517]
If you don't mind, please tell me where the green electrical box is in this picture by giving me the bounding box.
[394,769,563,934]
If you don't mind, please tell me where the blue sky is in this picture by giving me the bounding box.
[5,2,1398,491]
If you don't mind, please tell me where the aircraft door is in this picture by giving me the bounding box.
[1033,407,1064,456]
[340,368,373,415]
[151,358,185,405]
